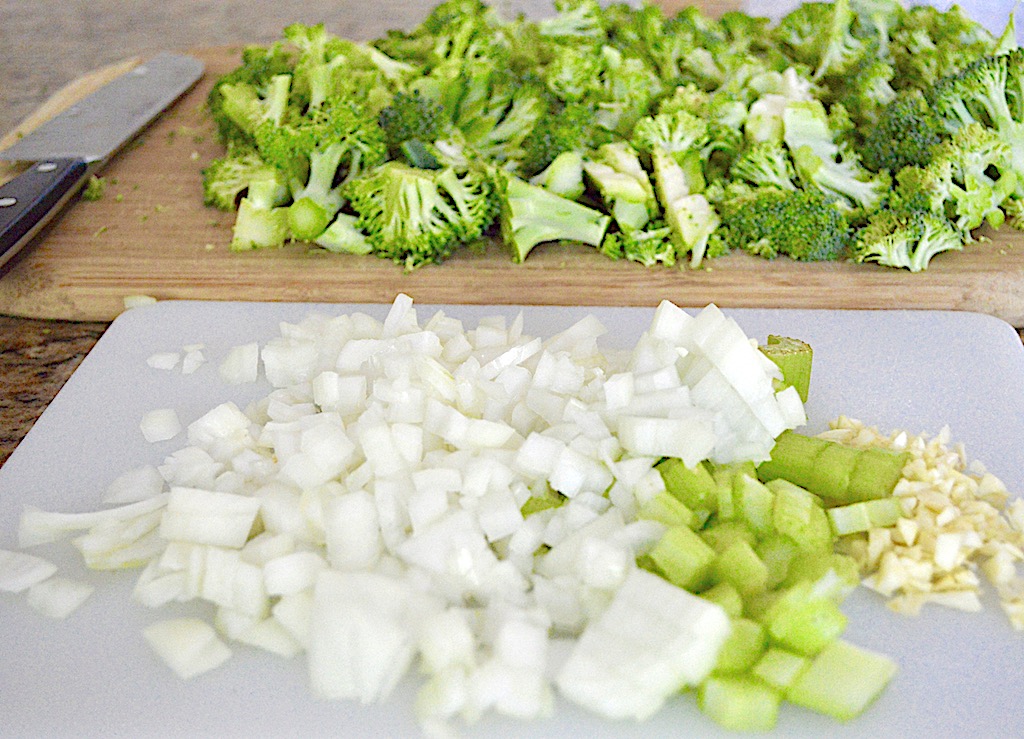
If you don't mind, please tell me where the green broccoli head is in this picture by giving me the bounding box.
[344,162,498,268]
[207,44,296,146]
[889,4,1000,91]
[783,99,890,215]
[717,187,852,262]
[631,109,710,162]
[729,140,799,191]
[860,88,947,174]
[202,145,287,211]
[378,90,447,156]
[852,206,965,271]
[519,101,609,178]
[773,0,868,81]
[600,220,676,267]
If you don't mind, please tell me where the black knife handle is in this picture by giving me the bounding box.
[0,157,90,269]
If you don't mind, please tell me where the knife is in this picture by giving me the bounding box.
[0,52,205,269]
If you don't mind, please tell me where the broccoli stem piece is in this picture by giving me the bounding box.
[758,335,813,402]
[756,431,910,506]
[499,175,612,262]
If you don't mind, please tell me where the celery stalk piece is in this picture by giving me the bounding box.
[658,458,718,516]
[751,647,810,691]
[827,497,903,536]
[638,491,698,529]
[759,335,813,402]
[756,534,801,589]
[649,525,718,591]
[785,640,897,721]
[758,431,910,505]
[712,539,770,597]
[779,552,861,596]
[697,675,781,732]
[734,473,775,538]
[761,581,848,656]
[767,479,834,554]
[700,581,744,619]
[700,520,758,555]
[712,617,768,674]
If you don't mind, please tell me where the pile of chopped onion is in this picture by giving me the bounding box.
[6,296,807,732]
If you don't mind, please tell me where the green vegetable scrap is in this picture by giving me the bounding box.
[201,0,1021,270]
[81,175,108,201]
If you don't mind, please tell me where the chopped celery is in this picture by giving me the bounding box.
[648,525,717,591]
[657,458,718,516]
[637,491,697,529]
[759,335,813,403]
[756,534,801,589]
[712,617,768,674]
[712,539,770,597]
[733,473,775,538]
[786,639,897,721]
[760,580,847,656]
[827,497,903,536]
[700,581,744,619]
[697,675,781,733]
[780,552,860,595]
[768,479,834,554]
[751,647,810,691]
[758,431,909,505]
[700,520,758,555]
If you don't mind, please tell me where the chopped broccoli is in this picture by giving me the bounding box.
[852,206,965,272]
[651,147,721,268]
[783,100,890,215]
[230,174,292,251]
[600,219,676,267]
[344,162,498,269]
[537,0,608,41]
[80,175,108,202]
[729,141,799,191]
[583,141,658,231]
[716,187,852,262]
[378,90,446,159]
[930,49,1024,188]
[519,101,607,178]
[498,174,611,263]
[530,150,586,200]
[313,212,372,255]
[860,89,946,174]
[202,145,285,211]
[773,0,868,82]
[253,98,387,241]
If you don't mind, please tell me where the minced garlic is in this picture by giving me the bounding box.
[821,416,1024,630]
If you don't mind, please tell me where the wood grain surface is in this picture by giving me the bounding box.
[2,44,1024,325]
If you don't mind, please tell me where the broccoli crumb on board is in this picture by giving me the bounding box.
[80,175,108,201]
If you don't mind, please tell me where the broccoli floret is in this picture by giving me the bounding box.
[313,212,372,255]
[530,150,586,200]
[650,147,720,268]
[80,175,108,202]
[344,162,497,268]
[833,57,897,131]
[889,4,1000,91]
[631,109,710,163]
[519,101,607,178]
[543,43,606,104]
[537,0,608,41]
[499,174,611,262]
[782,99,890,215]
[852,206,965,271]
[594,46,665,136]
[860,89,946,173]
[729,141,799,191]
[215,74,293,143]
[583,141,658,231]
[773,0,869,81]
[202,145,288,211]
[716,187,852,261]
[207,44,296,146]
[600,220,676,267]
[230,174,293,251]
[929,123,1019,231]
[379,90,446,150]
[930,50,1024,188]
[254,98,387,241]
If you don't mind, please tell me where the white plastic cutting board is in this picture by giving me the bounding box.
[1,301,1022,738]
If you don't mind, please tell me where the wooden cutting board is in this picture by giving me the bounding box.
[3,45,1024,325]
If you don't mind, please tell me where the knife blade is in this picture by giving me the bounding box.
[0,52,204,269]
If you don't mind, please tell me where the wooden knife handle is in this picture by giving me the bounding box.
[0,157,90,270]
